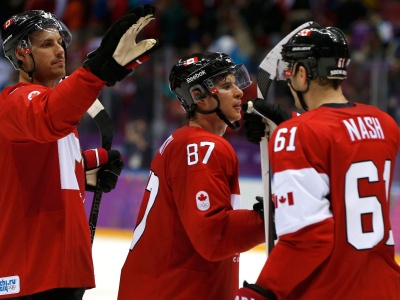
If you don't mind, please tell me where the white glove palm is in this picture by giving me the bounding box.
[113,14,157,67]
[83,4,159,86]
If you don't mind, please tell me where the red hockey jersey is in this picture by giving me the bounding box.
[118,125,265,300]
[0,68,104,297]
[258,102,400,299]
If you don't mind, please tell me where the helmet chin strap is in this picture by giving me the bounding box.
[288,78,310,111]
[195,94,240,131]
[212,94,240,131]
[215,107,240,130]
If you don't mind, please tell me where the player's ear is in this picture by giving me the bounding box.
[297,65,308,85]
[15,47,29,63]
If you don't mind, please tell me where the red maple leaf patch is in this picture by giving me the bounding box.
[198,193,208,201]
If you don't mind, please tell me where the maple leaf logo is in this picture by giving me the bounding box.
[183,57,198,66]
[198,193,208,201]
[272,192,295,208]
[196,191,210,211]
[28,90,41,100]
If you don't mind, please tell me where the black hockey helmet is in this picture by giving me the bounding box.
[1,10,72,69]
[169,52,251,113]
[279,24,350,80]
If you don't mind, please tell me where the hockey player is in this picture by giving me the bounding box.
[117,52,265,300]
[0,6,157,299]
[235,24,400,299]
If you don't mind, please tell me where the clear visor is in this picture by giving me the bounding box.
[276,59,294,81]
[203,64,252,92]
[18,17,72,50]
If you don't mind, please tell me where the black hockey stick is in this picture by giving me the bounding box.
[248,21,315,255]
[87,99,114,244]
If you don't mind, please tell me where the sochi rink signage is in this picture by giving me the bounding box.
[0,275,20,296]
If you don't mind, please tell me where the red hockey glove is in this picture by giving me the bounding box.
[83,148,124,193]
[242,98,293,144]
[83,4,159,86]
[235,281,276,300]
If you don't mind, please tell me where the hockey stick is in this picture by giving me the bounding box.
[249,21,315,255]
[87,99,114,244]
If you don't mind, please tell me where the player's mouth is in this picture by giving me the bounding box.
[52,59,65,66]
[233,101,242,112]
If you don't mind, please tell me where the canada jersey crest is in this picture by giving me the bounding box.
[196,191,210,211]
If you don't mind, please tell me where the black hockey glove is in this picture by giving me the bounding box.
[253,196,277,240]
[235,281,277,300]
[243,113,266,145]
[97,159,124,193]
[253,196,264,220]
[83,148,124,193]
[83,4,159,86]
[242,98,292,144]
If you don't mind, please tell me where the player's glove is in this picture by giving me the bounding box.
[253,196,264,220]
[83,148,124,193]
[97,159,124,193]
[83,4,159,86]
[235,281,277,300]
[252,196,277,240]
[242,98,292,144]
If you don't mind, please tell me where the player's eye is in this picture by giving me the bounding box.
[41,42,51,47]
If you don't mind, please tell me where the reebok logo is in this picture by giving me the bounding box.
[187,70,206,83]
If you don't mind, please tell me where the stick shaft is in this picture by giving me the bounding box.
[89,181,103,244]
[246,101,274,254]
[260,138,273,253]
[87,99,114,244]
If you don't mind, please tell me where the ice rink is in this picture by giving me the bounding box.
[83,231,266,300]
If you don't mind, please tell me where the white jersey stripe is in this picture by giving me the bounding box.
[273,167,332,236]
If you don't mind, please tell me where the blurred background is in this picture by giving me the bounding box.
[1,0,400,253]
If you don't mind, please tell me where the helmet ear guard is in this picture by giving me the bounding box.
[194,94,207,101]
[189,84,208,102]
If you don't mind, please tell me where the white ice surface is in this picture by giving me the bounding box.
[84,234,266,300]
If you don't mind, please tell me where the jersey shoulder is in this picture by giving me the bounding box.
[1,82,49,101]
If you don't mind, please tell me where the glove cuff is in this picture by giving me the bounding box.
[83,148,108,170]
[84,54,131,86]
